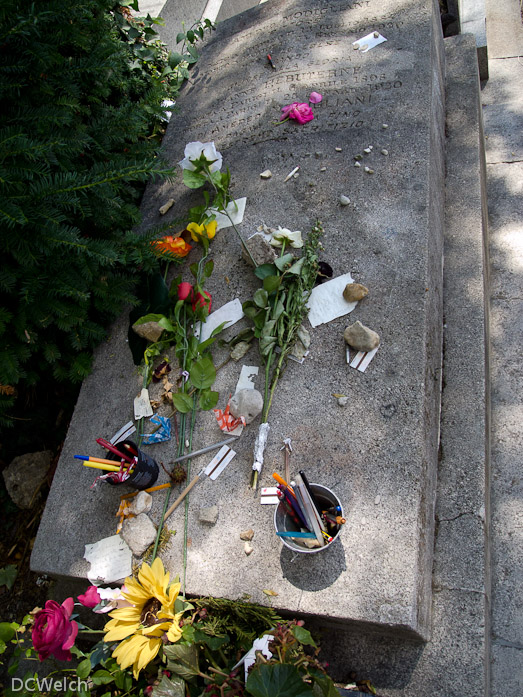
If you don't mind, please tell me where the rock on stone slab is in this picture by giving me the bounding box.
[244,542,253,555]
[343,283,369,303]
[344,321,380,352]
[199,505,219,525]
[229,389,263,424]
[129,491,153,516]
[132,321,164,342]
[121,514,157,557]
[3,451,52,509]
[240,528,254,541]
[241,233,277,267]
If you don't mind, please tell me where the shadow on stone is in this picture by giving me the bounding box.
[280,536,346,591]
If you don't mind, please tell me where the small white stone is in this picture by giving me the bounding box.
[185,439,190,448]
[375,495,381,505]
[364,167,374,174]
[338,396,349,407]
[260,170,272,179]
[363,147,372,154]
[354,161,361,168]
[320,166,327,172]
[244,542,253,555]
[381,149,389,156]
[335,147,342,152]
[382,123,389,129]
[339,195,351,206]
[129,491,152,516]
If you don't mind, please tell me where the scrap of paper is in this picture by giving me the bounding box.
[134,388,153,420]
[236,365,259,392]
[260,487,279,504]
[141,415,172,444]
[307,273,357,327]
[84,535,133,585]
[347,345,379,372]
[207,197,246,230]
[353,31,387,52]
[214,402,246,434]
[232,634,273,682]
[111,421,136,445]
[196,298,244,343]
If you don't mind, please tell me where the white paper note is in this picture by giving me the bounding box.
[353,32,387,52]
[207,197,246,230]
[134,388,153,420]
[84,535,133,585]
[307,273,357,327]
[197,298,244,343]
[235,365,259,392]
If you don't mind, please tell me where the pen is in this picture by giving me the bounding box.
[83,461,122,472]
[272,472,296,498]
[277,490,301,526]
[282,488,309,529]
[75,455,127,466]
[96,438,135,464]
[267,53,276,69]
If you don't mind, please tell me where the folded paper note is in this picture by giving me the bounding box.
[307,273,357,327]
[84,535,133,585]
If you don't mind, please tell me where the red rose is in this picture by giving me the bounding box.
[31,598,79,661]
[192,291,212,314]
[77,585,101,609]
[177,282,194,302]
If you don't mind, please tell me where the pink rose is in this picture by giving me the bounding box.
[309,91,323,104]
[177,282,194,302]
[192,290,212,314]
[280,102,314,124]
[77,585,101,609]
[32,598,79,661]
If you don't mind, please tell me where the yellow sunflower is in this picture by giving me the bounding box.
[103,558,183,679]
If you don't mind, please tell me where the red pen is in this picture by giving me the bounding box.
[267,53,276,69]
[96,438,135,464]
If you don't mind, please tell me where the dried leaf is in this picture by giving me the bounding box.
[331,393,346,399]
[262,589,278,597]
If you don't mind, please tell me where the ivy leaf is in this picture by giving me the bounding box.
[246,664,314,697]
[152,674,186,697]
[199,389,219,411]
[172,392,194,413]
[287,257,305,275]
[189,356,216,389]
[183,169,206,189]
[263,275,281,293]
[0,565,17,590]
[254,263,277,280]
[76,657,92,679]
[164,643,200,680]
[203,259,214,278]
[253,289,268,308]
[274,253,294,271]
[290,625,317,647]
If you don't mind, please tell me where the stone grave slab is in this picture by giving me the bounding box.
[32,0,445,640]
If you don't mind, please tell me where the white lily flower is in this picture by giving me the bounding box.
[270,226,304,248]
[179,141,223,172]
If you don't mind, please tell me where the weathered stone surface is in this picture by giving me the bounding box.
[121,514,157,557]
[31,0,446,641]
[344,320,380,351]
[3,451,52,509]
[241,233,277,266]
[129,491,153,516]
[199,505,219,525]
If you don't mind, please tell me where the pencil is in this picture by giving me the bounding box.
[75,455,127,466]
[83,461,122,472]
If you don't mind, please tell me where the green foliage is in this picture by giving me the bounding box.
[0,0,187,428]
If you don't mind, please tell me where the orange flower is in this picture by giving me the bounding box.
[152,236,192,258]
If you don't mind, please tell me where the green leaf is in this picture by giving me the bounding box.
[274,253,294,271]
[192,627,229,650]
[176,32,186,44]
[261,320,276,338]
[199,389,219,411]
[290,625,317,647]
[253,289,269,308]
[197,323,228,353]
[243,305,259,320]
[255,263,277,280]
[273,297,285,321]
[204,259,214,278]
[183,169,206,189]
[263,275,281,293]
[0,640,6,654]
[158,317,176,332]
[246,663,314,697]
[260,336,277,356]
[172,392,194,413]
[133,313,166,326]
[287,257,306,275]
[91,669,115,686]
[309,669,339,697]
[189,356,216,389]
[0,565,17,590]
[0,622,15,642]
[76,657,92,679]
[152,674,186,697]
[164,643,200,680]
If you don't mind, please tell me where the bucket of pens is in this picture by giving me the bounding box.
[273,472,344,554]
[104,439,159,490]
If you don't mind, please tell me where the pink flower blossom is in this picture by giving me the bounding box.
[77,586,101,609]
[280,102,314,125]
[32,598,79,662]
[309,91,323,104]
[177,282,194,302]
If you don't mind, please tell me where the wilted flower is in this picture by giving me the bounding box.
[152,236,192,258]
[179,141,223,172]
[187,220,217,242]
[32,598,78,661]
[309,91,323,104]
[280,102,314,125]
[270,227,303,248]
[77,586,101,609]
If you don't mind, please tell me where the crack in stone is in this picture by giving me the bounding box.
[493,637,523,651]
[436,511,482,523]
[434,584,486,596]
